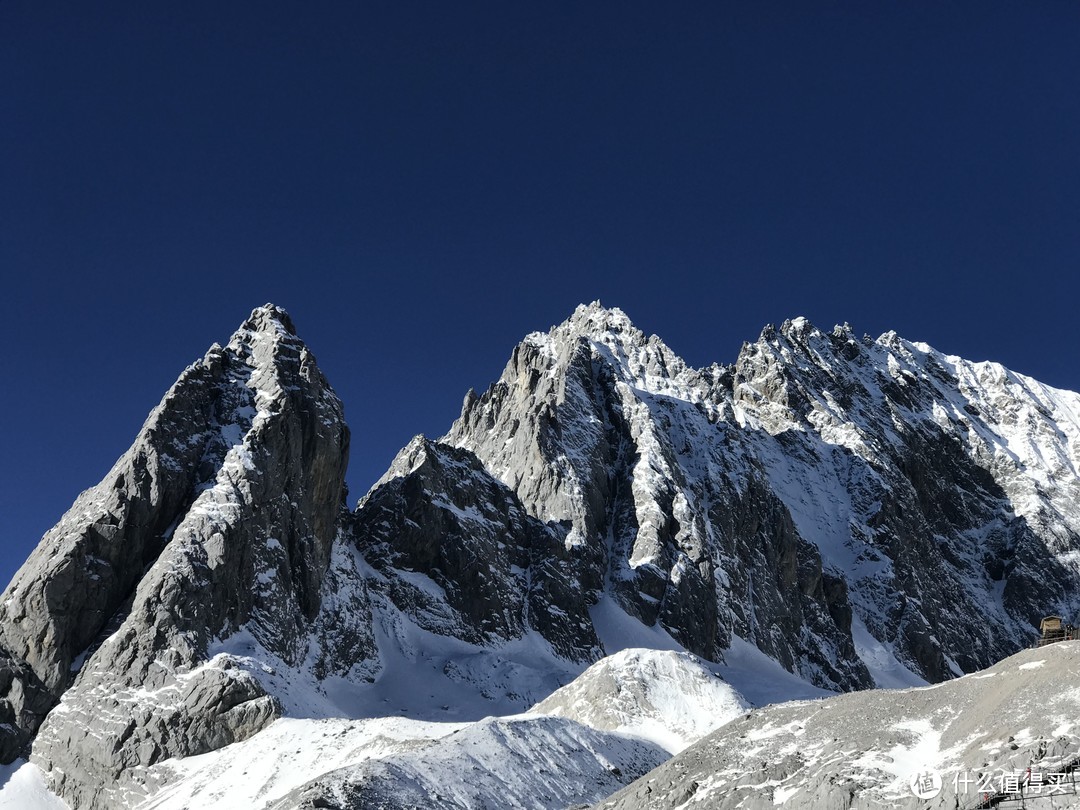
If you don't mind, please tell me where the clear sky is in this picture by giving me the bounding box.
[2,3,1077,587]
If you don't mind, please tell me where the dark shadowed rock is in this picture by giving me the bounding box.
[353,436,601,660]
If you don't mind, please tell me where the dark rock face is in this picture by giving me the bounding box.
[0,652,54,763]
[2,305,351,808]
[353,437,601,661]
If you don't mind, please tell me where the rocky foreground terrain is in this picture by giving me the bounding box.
[597,641,1080,810]
[2,302,1079,809]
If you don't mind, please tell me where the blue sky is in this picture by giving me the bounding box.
[1,3,1078,587]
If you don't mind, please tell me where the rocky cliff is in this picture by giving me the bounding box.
[353,437,602,660]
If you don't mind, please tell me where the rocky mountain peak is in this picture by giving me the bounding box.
[0,305,351,807]
[443,304,1080,695]
[513,302,691,394]
[562,300,639,336]
[755,315,861,359]
[443,307,873,686]
[778,314,817,338]
[364,434,434,495]
[757,315,848,364]
[238,302,297,337]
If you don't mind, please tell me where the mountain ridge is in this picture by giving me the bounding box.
[442,300,1080,681]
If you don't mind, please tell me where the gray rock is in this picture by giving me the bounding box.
[0,325,248,761]
[0,651,54,762]
[732,317,1080,679]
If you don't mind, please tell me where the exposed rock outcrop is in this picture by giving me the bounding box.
[354,437,602,660]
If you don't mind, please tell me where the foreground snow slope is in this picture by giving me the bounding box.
[129,648,749,810]
[266,715,668,810]
[136,717,465,810]
[597,641,1080,810]
[0,763,68,810]
[532,648,749,753]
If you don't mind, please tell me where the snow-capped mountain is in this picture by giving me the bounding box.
[2,302,1079,809]
[2,306,351,809]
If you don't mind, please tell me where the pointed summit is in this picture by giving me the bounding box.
[2,306,350,807]
[561,300,639,337]
[774,316,832,348]
[779,315,816,337]
[239,302,297,336]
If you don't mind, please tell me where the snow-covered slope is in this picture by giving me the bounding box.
[136,717,465,810]
[265,715,667,810]
[0,762,68,810]
[125,648,745,810]
[597,641,1080,810]
[532,648,749,753]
